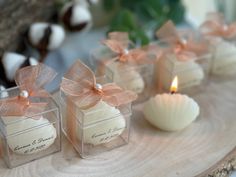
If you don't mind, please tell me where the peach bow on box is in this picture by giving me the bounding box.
[0,64,57,117]
[60,60,137,110]
[102,32,150,64]
[156,20,208,61]
[200,12,236,39]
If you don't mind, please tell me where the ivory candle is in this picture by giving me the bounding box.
[143,76,200,131]
[106,62,145,94]
[210,38,236,75]
[78,101,126,145]
[2,116,57,155]
[161,54,204,90]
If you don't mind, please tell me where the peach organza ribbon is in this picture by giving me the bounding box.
[0,64,57,117]
[200,12,236,39]
[156,20,208,61]
[102,32,149,64]
[60,60,137,110]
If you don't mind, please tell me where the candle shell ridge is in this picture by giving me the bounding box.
[143,93,200,131]
[211,39,236,75]
[77,101,126,145]
[107,62,145,94]
[161,54,204,90]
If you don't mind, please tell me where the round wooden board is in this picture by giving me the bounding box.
[0,79,236,177]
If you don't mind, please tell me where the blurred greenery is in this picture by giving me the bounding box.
[103,0,185,45]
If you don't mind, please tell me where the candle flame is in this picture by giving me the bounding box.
[170,76,178,94]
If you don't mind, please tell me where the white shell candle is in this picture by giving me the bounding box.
[210,38,236,76]
[106,62,145,94]
[2,116,57,155]
[161,54,204,90]
[0,52,38,87]
[143,77,200,131]
[78,101,126,145]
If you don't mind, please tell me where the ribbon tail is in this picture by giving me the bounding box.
[24,102,48,118]
[102,83,137,107]
[73,91,102,110]
[102,40,125,54]
[0,97,28,116]
[176,51,197,62]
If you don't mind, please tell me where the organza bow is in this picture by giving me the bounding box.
[60,60,137,110]
[156,20,208,61]
[200,12,236,39]
[0,64,57,117]
[102,32,148,64]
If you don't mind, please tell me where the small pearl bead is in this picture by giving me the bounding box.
[223,25,228,31]
[181,38,187,45]
[95,83,102,90]
[19,90,29,98]
[123,49,129,55]
[95,84,103,93]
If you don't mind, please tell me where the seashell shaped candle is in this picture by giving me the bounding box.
[143,94,199,131]
[77,101,126,145]
[210,38,236,76]
[143,76,200,131]
[160,54,205,91]
[106,62,145,94]
[2,116,57,155]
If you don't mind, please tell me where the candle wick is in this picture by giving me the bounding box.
[170,91,176,94]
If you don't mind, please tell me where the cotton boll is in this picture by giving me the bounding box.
[73,0,99,6]
[73,0,90,7]
[0,85,8,98]
[61,2,92,32]
[0,52,38,87]
[29,58,38,66]
[28,23,65,51]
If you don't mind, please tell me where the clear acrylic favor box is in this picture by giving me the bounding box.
[90,46,154,103]
[152,39,212,94]
[208,38,236,80]
[0,87,61,168]
[60,77,132,158]
[156,53,211,94]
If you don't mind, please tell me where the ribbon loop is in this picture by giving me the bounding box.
[0,63,57,117]
[60,60,137,110]
[156,20,208,61]
[102,32,151,65]
[200,12,236,39]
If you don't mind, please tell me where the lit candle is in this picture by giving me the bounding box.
[143,76,200,131]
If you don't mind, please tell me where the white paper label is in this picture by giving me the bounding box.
[90,126,125,144]
[4,117,57,155]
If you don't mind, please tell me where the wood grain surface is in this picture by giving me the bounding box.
[0,78,236,177]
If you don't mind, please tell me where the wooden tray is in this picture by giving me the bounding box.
[0,78,236,177]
